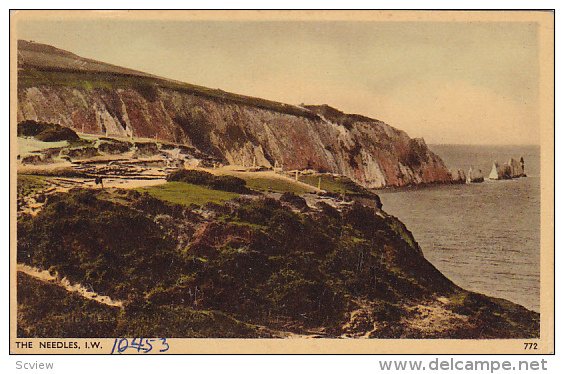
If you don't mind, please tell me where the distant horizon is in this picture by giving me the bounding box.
[428,143,540,147]
[17,17,541,146]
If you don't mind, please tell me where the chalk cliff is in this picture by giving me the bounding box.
[488,157,526,180]
[17,40,453,188]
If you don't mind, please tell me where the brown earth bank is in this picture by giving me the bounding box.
[16,184,539,339]
[17,40,454,189]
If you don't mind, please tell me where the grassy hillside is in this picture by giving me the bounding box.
[137,182,240,207]
[17,272,271,338]
[299,174,373,197]
[239,174,313,194]
[17,188,539,338]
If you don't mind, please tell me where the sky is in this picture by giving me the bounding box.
[16,16,541,145]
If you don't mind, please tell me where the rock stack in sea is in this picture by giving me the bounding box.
[466,166,484,183]
[488,157,526,180]
[450,168,466,184]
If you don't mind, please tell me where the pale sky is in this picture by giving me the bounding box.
[17,17,540,145]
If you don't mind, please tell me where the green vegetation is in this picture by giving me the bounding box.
[385,214,420,253]
[18,120,79,142]
[18,168,90,178]
[17,175,48,199]
[242,174,312,194]
[17,189,453,334]
[304,104,374,129]
[118,305,270,338]
[17,272,119,338]
[17,272,269,338]
[167,169,251,194]
[98,138,132,154]
[279,192,309,211]
[18,190,183,300]
[60,146,99,159]
[16,188,539,338]
[299,174,372,197]
[137,181,239,206]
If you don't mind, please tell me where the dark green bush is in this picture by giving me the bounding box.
[35,126,79,142]
[98,139,132,154]
[279,192,309,211]
[234,197,281,224]
[167,169,214,184]
[166,169,250,193]
[18,120,45,137]
[209,175,248,193]
[133,142,159,156]
[18,120,79,142]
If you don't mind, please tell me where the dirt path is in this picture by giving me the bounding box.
[17,263,124,308]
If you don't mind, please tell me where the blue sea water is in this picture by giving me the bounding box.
[378,145,540,311]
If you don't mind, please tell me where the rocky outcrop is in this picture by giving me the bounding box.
[17,40,454,188]
[488,157,526,180]
[450,168,466,184]
[466,166,484,183]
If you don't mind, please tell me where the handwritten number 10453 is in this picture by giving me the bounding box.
[111,338,169,354]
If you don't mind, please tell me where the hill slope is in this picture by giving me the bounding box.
[17,40,453,188]
[17,188,539,338]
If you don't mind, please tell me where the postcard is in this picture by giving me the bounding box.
[9,10,554,354]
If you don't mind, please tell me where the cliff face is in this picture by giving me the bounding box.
[17,40,452,188]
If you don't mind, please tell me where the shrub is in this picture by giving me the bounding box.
[343,202,387,234]
[98,139,132,154]
[134,142,159,156]
[167,169,214,184]
[262,267,347,326]
[60,146,99,159]
[134,83,159,102]
[18,120,79,142]
[18,120,45,137]
[166,170,250,193]
[279,192,309,211]
[209,175,248,193]
[35,126,79,142]
[234,197,281,225]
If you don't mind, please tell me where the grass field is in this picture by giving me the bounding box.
[235,174,312,195]
[136,181,239,206]
[299,174,370,196]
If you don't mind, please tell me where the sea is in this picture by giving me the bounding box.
[378,145,540,312]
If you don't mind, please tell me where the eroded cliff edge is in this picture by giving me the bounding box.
[17,40,452,188]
